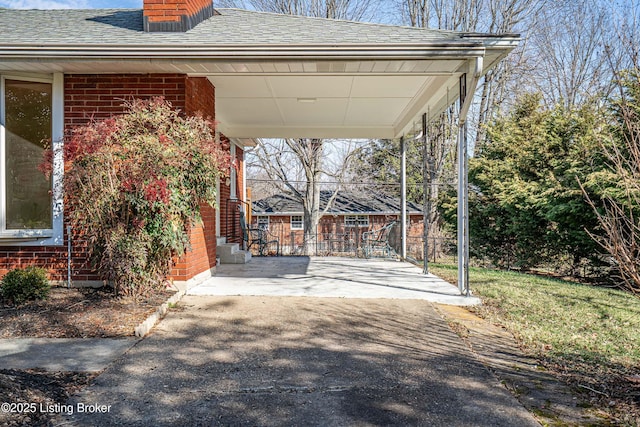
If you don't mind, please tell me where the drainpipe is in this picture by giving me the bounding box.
[67,225,72,289]
[457,56,483,296]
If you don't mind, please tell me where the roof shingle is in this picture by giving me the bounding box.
[0,7,464,46]
[253,191,422,215]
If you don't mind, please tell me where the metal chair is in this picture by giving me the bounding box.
[362,221,397,258]
[240,214,280,256]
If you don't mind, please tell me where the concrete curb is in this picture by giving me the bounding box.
[134,290,185,338]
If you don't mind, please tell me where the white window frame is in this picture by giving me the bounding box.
[345,214,369,228]
[0,73,64,246]
[256,215,269,229]
[290,215,303,230]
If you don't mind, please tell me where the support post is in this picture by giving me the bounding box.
[421,113,429,274]
[400,136,407,260]
[457,74,470,296]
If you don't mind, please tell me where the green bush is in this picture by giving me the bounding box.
[0,267,51,305]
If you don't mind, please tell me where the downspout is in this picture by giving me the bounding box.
[457,56,483,296]
[67,225,72,289]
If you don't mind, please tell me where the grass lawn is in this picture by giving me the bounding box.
[430,263,640,424]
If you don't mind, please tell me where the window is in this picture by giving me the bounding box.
[257,215,269,229]
[1,74,63,244]
[290,215,303,230]
[345,215,369,227]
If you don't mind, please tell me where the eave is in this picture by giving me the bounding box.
[0,38,519,139]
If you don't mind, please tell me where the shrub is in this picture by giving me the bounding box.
[0,267,51,305]
[41,97,229,298]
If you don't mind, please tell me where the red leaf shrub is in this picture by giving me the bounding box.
[45,98,230,297]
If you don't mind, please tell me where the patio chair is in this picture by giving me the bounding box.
[362,221,397,259]
[240,214,280,256]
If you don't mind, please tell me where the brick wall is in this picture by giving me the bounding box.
[219,178,232,239]
[217,137,232,242]
[185,76,215,120]
[1,74,221,285]
[217,142,246,245]
[65,74,187,127]
[172,76,218,283]
[0,246,66,281]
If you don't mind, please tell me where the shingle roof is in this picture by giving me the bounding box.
[253,191,422,215]
[0,7,464,46]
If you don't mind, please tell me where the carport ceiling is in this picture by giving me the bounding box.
[207,59,464,139]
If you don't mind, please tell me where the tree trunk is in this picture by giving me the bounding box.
[302,175,322,255]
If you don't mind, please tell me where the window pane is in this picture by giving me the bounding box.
[4,79,52,230]
[257,216,269,229]
[345,215,368,227]
[291,215,303,230]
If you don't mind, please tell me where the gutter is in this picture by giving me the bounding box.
[0,42,503,62]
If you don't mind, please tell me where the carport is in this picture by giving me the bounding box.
[198,10,519,294]
[0,7,519,292]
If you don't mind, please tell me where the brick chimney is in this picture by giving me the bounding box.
[143,0,214,32]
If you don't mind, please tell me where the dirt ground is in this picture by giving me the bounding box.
[0,286,173,427]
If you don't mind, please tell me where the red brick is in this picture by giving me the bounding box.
[2,73,224,284]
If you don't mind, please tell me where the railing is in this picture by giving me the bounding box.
[248,228,448,259]
[243,217,457,261]
[224,198,250,245]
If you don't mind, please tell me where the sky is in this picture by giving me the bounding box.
[0,0,141,8]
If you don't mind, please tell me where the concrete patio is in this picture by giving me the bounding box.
[189,257,480,306]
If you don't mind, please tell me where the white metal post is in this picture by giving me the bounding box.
[422,113,429,274]
[457,124,464,294]
[457,74,470,296]
[400,136,407,260]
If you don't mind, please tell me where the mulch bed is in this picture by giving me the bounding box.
[0,369,96,427]
[0,286,175,426]
[0,286,174,338]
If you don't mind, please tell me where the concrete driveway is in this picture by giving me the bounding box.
[60,294,539,426]
[189,257,480,306]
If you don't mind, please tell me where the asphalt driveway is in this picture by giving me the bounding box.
[59,295,539,426]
